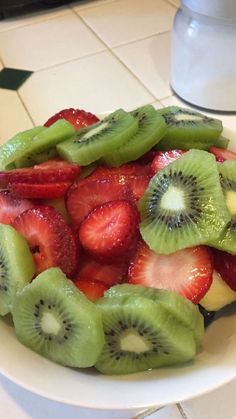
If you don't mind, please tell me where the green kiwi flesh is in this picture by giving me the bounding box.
[103,105,167,166]
[12,267,105,367]
[209,160,236,254]
[56,109,139,166]
[105,284,204,349]
[14,120,76,168]
[95,293,196,375]
[155,106,223,151]
[139,149,230,254]
[0,224,35,316]
[0,126,46,170]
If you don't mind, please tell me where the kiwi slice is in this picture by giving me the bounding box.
[214,135,229,150]
[103,105,167,166]
[12,267,104,367]
[105,284,204,349]
[95,293,196,375]
[154,106,223,151]
[209,160,236,254]
[0,224,35,316]
[56,109,139,166]
[14,120,76,168]
[0,126,46,170]
[139,149,230,254]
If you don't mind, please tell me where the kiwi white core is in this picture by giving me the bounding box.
[83,121,109,140]
[41,312,61,335]
[174,114,202,122]
[161,186,185,211]
[225,191,236,215]
[120,331,150,353]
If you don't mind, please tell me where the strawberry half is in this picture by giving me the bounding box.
[0,191,36,225]
[66,178,132,227]
[0,159,81,187]
[209,147,236,162]
[74,279,109,301]
[128,242,213,304]
[76,255,128,286]
[44,108,99,131]
[9,181,72,199]
[78,200,139,263]
[213,249,236,291]
[12,205,78,277]
[150,149,185,175]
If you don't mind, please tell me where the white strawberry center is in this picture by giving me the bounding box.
[120,331,150,353]
[226,190,236,215]
[41,312,61,335]
[161,186,185,211]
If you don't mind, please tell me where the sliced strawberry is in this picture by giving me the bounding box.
[150,149,185,175]
[128,242,213,304]
[12,205,78,277]
[77,256,128,286]
[0,191,36,225]
[44,108,99,131]
[78,200,139,263]
[137,151,158,164]
[209,147,236,162]
[66,178,132,227]
[0,159,81,187]
[9,181,72,199]
[74,279,109,301]
[127,175,150,201]
[213,249,236,291]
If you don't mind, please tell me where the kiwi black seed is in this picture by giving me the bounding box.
[209,160,236,254]
[95,294,196,375]
[103,105,167,166]
[154,106,223,150]
[14,119,76,168]
[104,284,204,349]
[57,109,139,166]
[139,149,230,254]
[12,267,105,367]
[0,224,35,316]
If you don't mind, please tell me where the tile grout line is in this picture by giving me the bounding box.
[132,406,165,419]
[177,403,189,419]
[68,0,120,13]
[16,91,36,126]
[165,0,179,10]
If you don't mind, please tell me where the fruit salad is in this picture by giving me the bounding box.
[0,105,236,375]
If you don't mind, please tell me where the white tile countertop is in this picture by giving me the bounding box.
[1,0,236,418]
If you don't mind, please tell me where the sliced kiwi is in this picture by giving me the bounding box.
[105,284,204,349]
[139,149,230,254]
[102,105,167,166]
[209,160,236,254]
[154,106,223,151]
[200,270,236,312]
[0,224,35,316]
[0,126,46,170]
[56,109,139,166]
[14,120,76,168]
[95,293,196,375]
[214,135,229,150]
[12,267,104,367]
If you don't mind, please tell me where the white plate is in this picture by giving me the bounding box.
[1,128,236,411]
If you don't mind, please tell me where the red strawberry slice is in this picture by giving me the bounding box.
[74,279,109,301]
[209,147,236,162]
[77,256,128,286]
[12,205,78,277]
[78,200,139,263]
[212,249,236,291]
[0,191,36,225]
[44,108,99,131]
[66,178,132,227]
[9,181,72,199]
[0,159,81,187]
[128,242,213,304]
[150,149,185,175]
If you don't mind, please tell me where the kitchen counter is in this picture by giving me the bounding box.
[0,1,236,418]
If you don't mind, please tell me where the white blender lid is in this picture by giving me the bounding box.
[182,0,236,19]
